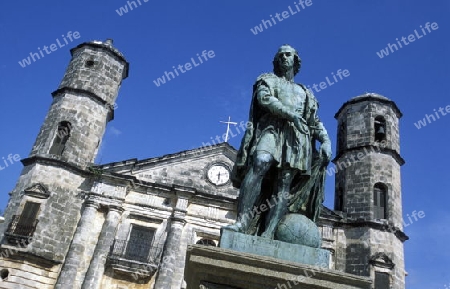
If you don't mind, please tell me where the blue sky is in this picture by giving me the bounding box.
[0,1,449,288]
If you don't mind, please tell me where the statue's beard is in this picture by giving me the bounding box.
[279,66,295,80]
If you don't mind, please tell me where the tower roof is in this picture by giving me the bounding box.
[335,92,403,119]
[350,92,390,101]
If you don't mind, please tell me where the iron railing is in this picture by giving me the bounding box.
[5,215,39,243]
[108,239,163,264]
[5,215,39,237]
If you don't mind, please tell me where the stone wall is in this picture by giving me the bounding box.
[29,93,110,168]
[333,94,406,289]
[0,40,129,289]
[336,98,401,155]
[0,164,89,289]
[58,43,128,105]
[0,255,60,289]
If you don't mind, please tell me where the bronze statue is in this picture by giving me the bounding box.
[228,44,332,239]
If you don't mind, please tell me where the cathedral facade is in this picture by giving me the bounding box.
[0,40,407,289]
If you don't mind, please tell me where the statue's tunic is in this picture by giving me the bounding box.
[232,72,330,222]
[233,73,324,180]
[255,73,312,173]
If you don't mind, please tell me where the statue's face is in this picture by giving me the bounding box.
[277,46,295,71]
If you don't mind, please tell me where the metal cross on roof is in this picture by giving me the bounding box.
[220,116,237,142]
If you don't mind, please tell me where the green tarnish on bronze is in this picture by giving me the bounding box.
[227,44,332,239]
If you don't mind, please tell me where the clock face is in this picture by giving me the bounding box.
[207,164,230,186]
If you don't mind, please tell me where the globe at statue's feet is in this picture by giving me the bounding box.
[275,213,322,248]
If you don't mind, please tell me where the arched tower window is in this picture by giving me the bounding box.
[196,239,217,246]
[373,183,387,219]
[374,271,390,288]
[374,116,386,142]
[85,59,95,68]
[49,121,71,156]
[337,119,346,152]
[335,187,344,211]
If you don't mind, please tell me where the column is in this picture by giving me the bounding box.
[81,205,123,289]
[55,200,99,289]
[154,188,192,289]
[320,225,334,269]
[153,213,186,289]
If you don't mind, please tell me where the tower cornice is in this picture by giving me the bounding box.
[332,145,405,166]
[335,93,403,119]
[22,155,90,175]
[343,219,409,243]
[51,87,116,120]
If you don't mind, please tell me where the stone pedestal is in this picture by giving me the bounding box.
[185,245,372,289]
[220,229,329,267]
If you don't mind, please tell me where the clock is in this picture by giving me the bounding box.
[206,164,230,186]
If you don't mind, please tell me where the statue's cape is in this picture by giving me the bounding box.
[288,151,326,222]
[231,73,326,223]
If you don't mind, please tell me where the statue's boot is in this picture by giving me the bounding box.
[223,222,243,233]
[227,153,274,235]
[261,169,294,239]
[223,208,253,233]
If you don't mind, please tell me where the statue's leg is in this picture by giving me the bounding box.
[226,152,274,233]
[261,169,294,239]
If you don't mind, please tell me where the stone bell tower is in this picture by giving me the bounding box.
[0,39,128,288]
[333,93,408,289]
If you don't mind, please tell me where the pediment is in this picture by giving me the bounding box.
[24,183,50,199]
[369,252,395,269]
[101,143,239,198]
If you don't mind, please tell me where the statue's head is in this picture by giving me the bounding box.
[272,44,301,76]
